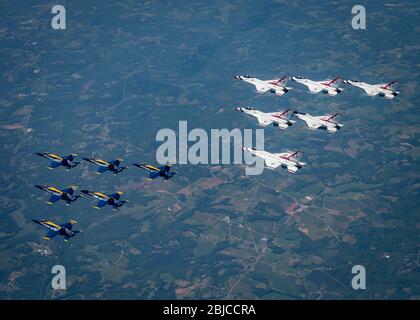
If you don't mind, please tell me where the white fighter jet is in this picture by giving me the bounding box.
[291,76,343,96]
[344,79,399,99]
[293,111,343,133]
[233,75,290,96]
[243,147,306,173]
[235,107,295,129]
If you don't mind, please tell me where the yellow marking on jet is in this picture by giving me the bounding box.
[95,159,109,165]
[93,192,108,199]
[116,191,123,195]
[93,206,101,209]
[69,220,77,224]
[46,202,53,205]
[47,167,54,170]
[48,154,62,160]
[47,187,63,194]
[43,237,51,240]
[145,165,160,171]
[45,221,61,229]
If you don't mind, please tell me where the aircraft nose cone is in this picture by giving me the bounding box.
[34,185,43,190]
[81,190,90,195]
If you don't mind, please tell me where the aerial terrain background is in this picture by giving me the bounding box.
[0,0,419,299]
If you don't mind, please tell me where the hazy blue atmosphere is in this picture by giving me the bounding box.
[0,0,419,299]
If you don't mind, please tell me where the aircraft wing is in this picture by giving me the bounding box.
[254,115,273,126]
[148,171,161,180]
[47,194,61,204]
[327,89,339,97]
[384,92,396,100]
[44,230,59,240]
[305,119,321,130]
[264,158,283,169]
[363,87,378,96]
[287,165,298,173]
[254,83,270,93]
[275,121,289,129]
[94,200,109,209]
[96,166,108,174]
[307,84,323,94]
[48,161,61,169]
[274,87,286,96]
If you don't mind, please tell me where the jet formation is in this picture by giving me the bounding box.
[235,74,399,99]
[30,73,398,241]
[235,74,398,174]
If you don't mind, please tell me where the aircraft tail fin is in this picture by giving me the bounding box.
[325,113,342,121]
[326,76,342,87]
[274,76,289,86]
[382,80,398,90]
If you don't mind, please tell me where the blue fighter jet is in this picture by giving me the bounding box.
[34,185,82,205]
[36,152,80,170]
[81,190,129,210]
[83,157,127,175]
[133,163,177,181]
[32,219,82,241]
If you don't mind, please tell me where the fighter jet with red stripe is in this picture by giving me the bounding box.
[235,107,295,129]
[243,147,306,173]
[344,79,399,99]
[293,111,343,133]
[234,75,290,96]
[291,76,343,96]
